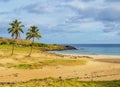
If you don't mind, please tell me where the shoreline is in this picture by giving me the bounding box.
[49,44,120,56]
[48,51,120,59]
[47,51,120,63]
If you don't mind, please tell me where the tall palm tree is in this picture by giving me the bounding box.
[8,19,24,55]
[26,26,41,56]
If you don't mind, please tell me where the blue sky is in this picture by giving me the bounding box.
[0,0,120,44]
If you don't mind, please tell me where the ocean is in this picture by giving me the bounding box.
[51,44,120,56]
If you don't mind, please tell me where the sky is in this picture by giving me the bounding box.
[0,0,120,44]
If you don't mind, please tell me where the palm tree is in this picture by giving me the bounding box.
[8,19,24,55]
[26,26,41,57]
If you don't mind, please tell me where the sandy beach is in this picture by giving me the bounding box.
[0,51,120,83]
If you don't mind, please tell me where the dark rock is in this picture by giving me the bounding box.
[65,45,77,50]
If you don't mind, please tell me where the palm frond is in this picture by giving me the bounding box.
[26,25,41,40]
[8,19,24,39]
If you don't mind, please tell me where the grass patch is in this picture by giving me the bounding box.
[0,78,120,87]
[15,59,87,69]
[15,64,32,69]
[15,63,42,69]
[42,59,86,66]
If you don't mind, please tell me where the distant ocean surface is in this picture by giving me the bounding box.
[51,44,120,56]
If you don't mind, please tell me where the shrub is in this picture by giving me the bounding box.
[0,41,7,45]
[33,43,39,47]
[9,41,15,44]
[38,43,48,47]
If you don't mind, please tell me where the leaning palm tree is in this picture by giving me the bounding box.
[8,19,24,55]
[26,26,41,57]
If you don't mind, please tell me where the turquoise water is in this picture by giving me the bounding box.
[51,44,120,56]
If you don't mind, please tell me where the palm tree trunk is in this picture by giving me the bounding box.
[11,39,15,55]
[28,37,34,56]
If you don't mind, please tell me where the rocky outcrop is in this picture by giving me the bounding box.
[64,45,77,50]
[51,45,77,51]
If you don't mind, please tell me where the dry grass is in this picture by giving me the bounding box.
[0,78,120,87]
[0,45,87,69]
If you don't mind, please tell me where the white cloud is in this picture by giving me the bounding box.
[0,0,120,43]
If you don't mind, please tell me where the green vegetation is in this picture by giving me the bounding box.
[0,44,37,54]
[42,59,86,66]
[0,43,86,69]
[15,59,86,69]
[0,59,86,69]
[0,42,86,69]
[0,37,31,46]
[15,63,42,69]
[26,26,41,56]
[0,78,120,87]
[0,38,73,51]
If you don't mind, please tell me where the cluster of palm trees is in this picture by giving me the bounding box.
[8,19,41,56]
